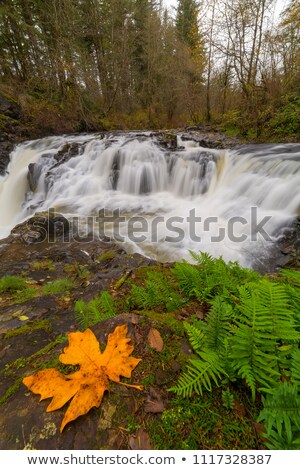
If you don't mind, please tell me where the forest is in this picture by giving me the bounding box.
[0,0,300,455]
[0,0,299,139]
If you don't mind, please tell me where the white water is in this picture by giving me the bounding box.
[0,133,299,269]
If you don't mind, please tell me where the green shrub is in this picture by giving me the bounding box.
[269,94,300,137]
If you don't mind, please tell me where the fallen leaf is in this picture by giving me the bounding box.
[145,387,165,414]
[147,328,163,352]
[23,325,142,432]
[18,315,29,321]
[129,428,153,450]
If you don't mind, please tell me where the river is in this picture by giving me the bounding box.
[0,132,299,270]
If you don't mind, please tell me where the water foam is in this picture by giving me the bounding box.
[0,133,299,268]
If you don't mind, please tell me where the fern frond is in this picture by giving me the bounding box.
[253,279,300,341]
[258,381,300,444]
[263,428,300,450]
[184,322,204,353]
[231,322,280,399]
[189,251,215,266]
[222,388,234,410]
[74,291,116,329]
[171,261,202,296]
[131,283,159,309]
[290,350,300,387]
[201,296,233,353]
[74,300,90,330]
[280,269,300,287]
[169,351,226,397]
[231,279,299,398]
[95,291,116,319]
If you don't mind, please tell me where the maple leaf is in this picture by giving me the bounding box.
[23,324,142,432]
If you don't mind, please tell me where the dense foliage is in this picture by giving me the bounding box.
[0,0,299,137]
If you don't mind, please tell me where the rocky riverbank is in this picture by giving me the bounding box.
[0,217,171,449]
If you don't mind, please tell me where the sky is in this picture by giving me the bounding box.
[163,0,289,18]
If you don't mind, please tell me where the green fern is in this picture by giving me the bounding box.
[231,286,280,397]
[280,269,300,287]
[200,296,233,353]
[171,261,202,296]
[173,271,300,401]
[172,252,260,303]
[289,350,300,386]
[74,291,116,329]
[250,279,300,341]
[74,300,90,330]
[258,381,300,448]
[184,322,205,353]
[169,351,226,397]
[130,271,186,311]
[222,388,234,410]
[170,298,233,397]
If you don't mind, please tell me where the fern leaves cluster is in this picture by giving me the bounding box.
[74,291,116,329]
[171,252,259,302]
[130,270,186,311]
[169,259,300,450]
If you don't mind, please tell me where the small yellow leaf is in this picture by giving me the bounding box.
[23,325,142,432]
[19,315,29,321]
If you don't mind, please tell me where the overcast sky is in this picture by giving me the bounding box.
[163,0,289,18]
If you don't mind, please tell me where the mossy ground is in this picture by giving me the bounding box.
[0,244,272,449]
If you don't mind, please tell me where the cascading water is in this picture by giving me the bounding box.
[0,132,299,269]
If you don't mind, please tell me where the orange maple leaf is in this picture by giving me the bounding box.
[23,324,143,432]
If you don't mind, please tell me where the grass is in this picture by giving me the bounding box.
[31,260,55,271]
[42,278,75,295]
[0,275,27,294]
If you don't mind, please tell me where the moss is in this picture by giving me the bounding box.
[113,270,132,290]
[97,251,116,263]
[163,132,177,140]
[127,265,172,286]
[31,260,55,271]
[64,262,90,279]
[147,391,261,450]
[0,377,23,407]
[134,310,185,336]
[2,334,67,375]
[4,319,52,339]
[31,335,67,358]
[0,113,18,130]
[11,287,38,304]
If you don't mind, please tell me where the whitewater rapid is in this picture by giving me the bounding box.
[0,133,299,269]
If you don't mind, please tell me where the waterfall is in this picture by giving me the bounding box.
[0,132,299,269]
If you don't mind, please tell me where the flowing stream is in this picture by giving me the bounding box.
[0,132,299,269]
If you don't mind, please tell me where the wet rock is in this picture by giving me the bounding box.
[54,142,81,163]
[10,211,70,244]
[0,313,175,450]
[0,93,22,120]
[0,141,14,176]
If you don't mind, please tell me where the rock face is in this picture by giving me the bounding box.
[0,314,172,450]
[0,141,14,176]
[0,216,184,450]
[0,92,23,176]
[0,94,22,120]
